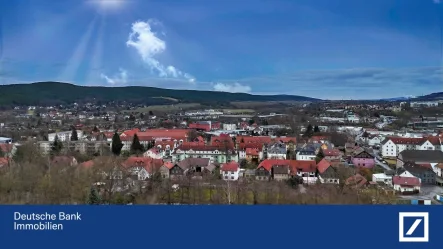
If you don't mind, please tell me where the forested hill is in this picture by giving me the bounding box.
[0,82,320,106]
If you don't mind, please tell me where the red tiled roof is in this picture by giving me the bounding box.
[122,157,163,174]
[392,176,421,187]
[258,159,290,171]
[317,159,331,174]
[311,136,330,142]
[239,142,263,150]
[155,140,175,149]
[385,137,427,145]
[122,129,189,141]
[323,149,341,157]
[424,136,441,146]
[177,144,235,151]
[162,161,174,169]
[195,136,205,142]
[246,148,260,156]
[122,128,140,137]
[257,159,317,173]
[181,141,206,147]
[418,163,432,169]
[289,160,317,174]
[237,136,272,144]
[345,174,367,188]
[221,161,239,172]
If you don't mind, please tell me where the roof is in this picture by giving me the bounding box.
[323,149,341,157]
[289,160,317,174]
[382,136,440,146]
[176,143,235,152]
[345,174,367,188]
[155,140,175,149]
[122,129,189,141]
[239,143,263,150]
[392,176,421,187]
[258,159,290,171]
[403,162,435,174]
[273,164,289,174]
[246,148,260,156]
[317,159,331,174]
[276,137,297,143]
[162,161,174,169]
[221,161,239,172]
[122,157,163,174]
[176,158,210,170]
[237,136,272,144]
[399,150,443,163]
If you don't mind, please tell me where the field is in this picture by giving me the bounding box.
[128,103,201,113]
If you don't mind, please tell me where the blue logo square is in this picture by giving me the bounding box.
[402,217,425,238]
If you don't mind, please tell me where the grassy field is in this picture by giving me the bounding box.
[222,109,255,114]
[127,103,201,113]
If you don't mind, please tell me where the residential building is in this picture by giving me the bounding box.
[221,161,240,181]
[37,141,109,155]
[266,142,287,159]
[143,148,163,159]
[322,149,342,161]
[172,144,238,164]
[159,162,174,178]
[345,174,368,189]
[317,159,339,184]
[272,164,290,181]
[223,124,237,131]
[351,148,375,168]
[48,130,84,142]
[397,150,443,168]
[392,176,421,194]
[381,136,441,158]
[296,149,316,161]
[403,162,436,184]
[245,148,261,163]
[122,157,164,180]
[372,173,392,185]
[289,160,317,184]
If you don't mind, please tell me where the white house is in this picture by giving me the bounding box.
[381,136,440,158]
[296,150,316,161]
[392,176,421,193]
[221,162,240,181]
[143,148,163,159]
[372,173,392,185]
[266,143,287,160]
[223,124,237,131]
[48,130,84,142]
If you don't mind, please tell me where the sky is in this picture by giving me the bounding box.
[0,0,443,100]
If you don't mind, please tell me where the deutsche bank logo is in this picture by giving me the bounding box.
[399,212,429,242]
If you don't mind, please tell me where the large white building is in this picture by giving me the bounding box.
[48,130,83,142]
[381,136,440,158]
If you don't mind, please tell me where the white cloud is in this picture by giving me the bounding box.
[213,82,251,93]
[126,20,196,83]
[100,68,128,85]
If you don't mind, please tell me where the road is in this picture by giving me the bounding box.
[374,157,392,171]
[398,186,443,205]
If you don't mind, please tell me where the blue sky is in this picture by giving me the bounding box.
[0,0,443,100]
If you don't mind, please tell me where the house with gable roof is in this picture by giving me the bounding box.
[221,161,241,181]
[317,159,339,184]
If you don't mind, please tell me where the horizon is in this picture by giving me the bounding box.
[1,0,443,99]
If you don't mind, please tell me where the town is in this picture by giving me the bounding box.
[1,98,443,205]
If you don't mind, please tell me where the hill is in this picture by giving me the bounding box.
[0,82,320,106]
[413,92,443,101]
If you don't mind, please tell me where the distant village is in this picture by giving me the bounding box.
[1,99,443,204]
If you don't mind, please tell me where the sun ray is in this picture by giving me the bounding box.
[58,15,99,82]
[86,14,106,84]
